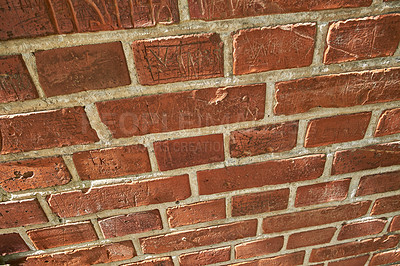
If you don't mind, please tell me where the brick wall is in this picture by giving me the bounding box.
[0,0,400,265]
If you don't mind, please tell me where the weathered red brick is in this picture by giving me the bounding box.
[332,141,400,175]
[274,67,400,115]
[179,247,230,266]
[0,0,179,40]
[337,219,387,240]
[154,134,224,171]
[0,156,71,192]
[188,0,371,21]
[309,234,400,262]
[375,108,400,137]
[36,42,131,97]
[0,55,38,104]
[140,220,257,254]
[96,84,265,138]
[295,179,350,207]
[99,210,162,238]
[48,175,190,218]
[123,257,174,266]
[230,121,298,158]
[0,233,29,256]
[167,199,225,228]
[233,23,316,75]
[198,154,325,195]
[390,215,400,232]
[262,201,371,233]
[20,241,136,265]
[231,188,289,216]
[356,170,400,196]
[73,145,151,180]
[0,199,48,229]
[370,249,400,266]
[229,251,305,266]
[27,221,98,249]
[304,112,371,147]
[328,255,369,266]
[371,195,400,215]
[0,107,99,154]
[235,236,284,259]
[324,14,400,64]
[287,227,336,249]
[132,33,223,85]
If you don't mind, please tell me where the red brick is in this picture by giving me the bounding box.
[370,249,400,266]
[140,219,257,254]
[230,121,298,158]
[198,154,325,195]
[36,42,130,97]
[0,199,48,229]
[262,201,371,233]
[274,67,400,115]
[99,210,162,238]
[231,188,289,216]
[73,145,151,181]
[154,134,224,171]
[390,215,400,232]
[375,108,400,137]
[324,14,400,64]
[337,219,387,240]
[287,228,336,249]
[309,234,400,262]
[0,107,99,155]
[304,112,371,147]
[332,141,400,175]
[233,23,316,75]
[123,257,174,266]
[96,84,265,138]
[167,199,225,228]
[48,175,190,218]
[356,170,400,196]
[20,241,136,265]
[328,255,369,266]
[27,221,98,249]
[371,194,400,215]
[229,251,305,266]
[0,156,71,192]
[132,33,223,85]
[0,0,179,40]
[0,55,38,104]
[235,236,284,259]
[0,233,29,256]
[179,247,230,266]
[295,179,350,207]
[188,0,371,21]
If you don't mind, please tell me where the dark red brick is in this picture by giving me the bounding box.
[0,107,99,154]
[390,215,400,232]
[356,170,400,196]
[198,154,325,195]
[375,108,400,137]
[132,33,223,85]
[328,255,369,266]
[0,199,48,229]
[230,121,298,158]
[73,145,151,180]
[229,251,305,266]
[0,233,29,256]
[371,194,400,215]
[179,247,230,266]
[370,249,400,266]
[287,228,336,249]
[123,257,174,266]
[235,236,284,259]
[338,219,387,240]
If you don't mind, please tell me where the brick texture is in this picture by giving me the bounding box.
[390,216,400,232]
[356,170,400,196]
[0,199,48,229]
[370,249,400,266]
[337,219,387,240]
[0,233,29,256]
[179,247,231,266]
[235,236,284,259]
[328,255,369,266]
[375,107,400,136]
[230,251,305,266]
[123,257,174,266]
[371,194,400,215]
[287,228,336,249]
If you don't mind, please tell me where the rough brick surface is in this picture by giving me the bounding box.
[230,251,305,266]
[233,23,316,75]
[371,195,400,215]
[375,108,400,136]
[274,67,400,115]
[179,247,231,266]
[235,236,284,259]
[328,255,369,266]
[0,55,38,104]
[263,201,371,233]
[0,107,99,154]
[167,199,226,227]
[304,112,371,147]
[99,210,162,238]
[0,199,48,229]
[231,188,289,216]
[0,233,29,256]
[154,134,224,171]
[48,175,190,217]
[287,228,336,249]
[324,14,400,64]
[356,170,400,196]
[337,219,387,240]
[123,257,174,266]
[140,220,257,253]
[0,156,71,192]
[96,84,266,137]
[370,249,400,266]
[27,222,98,249]
[390,216,400,232]
[73,145,151,180]
[132,33,223,85]
[229,121,298,158]
[198,154,325,195]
